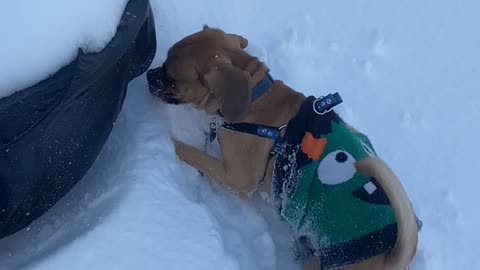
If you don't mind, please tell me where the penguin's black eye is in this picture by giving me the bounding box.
[335,152,348,163]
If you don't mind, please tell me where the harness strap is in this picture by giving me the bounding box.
[221,94,344,155]
[221,122,285,156]
[222,123,282,141]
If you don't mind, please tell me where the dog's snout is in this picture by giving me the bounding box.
[147,66,169,96]
[146,65,184,104]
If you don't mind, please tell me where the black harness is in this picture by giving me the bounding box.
[219,73,343,209]
[221,72,343,156]
[221,72,342,135]
[223,94,342,134]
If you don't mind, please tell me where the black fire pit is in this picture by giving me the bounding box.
[0,0,156,239]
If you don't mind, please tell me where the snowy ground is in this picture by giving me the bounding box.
[1,0,479,269]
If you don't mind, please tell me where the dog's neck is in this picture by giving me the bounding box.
[250,73,274,103]
[246,81,306,128]
[245,81,306,195]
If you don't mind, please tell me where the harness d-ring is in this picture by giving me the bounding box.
[312,93,343,115]
[313,105,333,115]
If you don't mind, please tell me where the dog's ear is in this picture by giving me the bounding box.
[203,26,248,49]
[202,56,253,122]
[229,33,248,49]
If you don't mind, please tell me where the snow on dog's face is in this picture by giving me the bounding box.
[147,26,263,123]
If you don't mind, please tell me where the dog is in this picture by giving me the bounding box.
[147,26,418,270]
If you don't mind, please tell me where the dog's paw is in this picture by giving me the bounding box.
[171,137,181,147]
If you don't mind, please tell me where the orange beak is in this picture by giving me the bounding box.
[301,132,327,160]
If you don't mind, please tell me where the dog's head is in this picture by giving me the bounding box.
[147,26,267,122]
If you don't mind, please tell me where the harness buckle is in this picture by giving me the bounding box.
[207,121,218,143]
[204,116,220,150]
[312,92,343,115]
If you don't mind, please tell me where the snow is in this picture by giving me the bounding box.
[1,0,479,270]
[0,0,129,98]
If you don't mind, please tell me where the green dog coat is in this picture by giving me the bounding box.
[273,96,397,269]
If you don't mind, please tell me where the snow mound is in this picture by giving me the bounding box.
[0,0,129,98]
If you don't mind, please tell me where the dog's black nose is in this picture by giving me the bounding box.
[147,66,168,96]
[146,68,157,84]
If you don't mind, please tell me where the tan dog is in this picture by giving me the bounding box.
[147,26,418,270]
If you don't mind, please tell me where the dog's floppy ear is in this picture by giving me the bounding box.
[229,34,248,49]
[203,25,248,49]
[202,56,253,122]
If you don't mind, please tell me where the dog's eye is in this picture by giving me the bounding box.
[317,150,356,185]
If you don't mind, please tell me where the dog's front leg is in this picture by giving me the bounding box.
[172,139,251,197]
